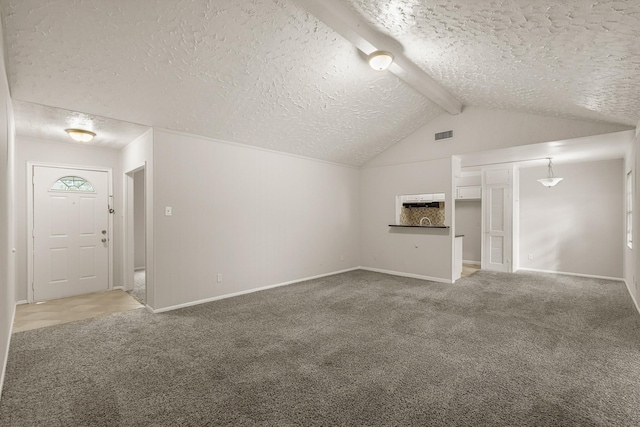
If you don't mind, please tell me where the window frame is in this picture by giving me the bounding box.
[50,176,96,193]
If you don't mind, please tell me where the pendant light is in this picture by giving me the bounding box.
[65,128,96,143]
[537,158,563,187]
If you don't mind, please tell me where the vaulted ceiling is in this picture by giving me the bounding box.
[2,0,638,165]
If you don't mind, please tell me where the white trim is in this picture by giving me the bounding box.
[0,303,17,399]
[155,127,359,170]
[359,267,454,284]
[123,165,147,294]
[458,170,482,178]
[517,267,623,282]
[123,170,136,292]
[462,260,481,266]
[624,280,640,315]
[150,268,360,313]
[361,154,453,170]
[27,162,114,303]
[15,300,27,305]
[113,286,125,291]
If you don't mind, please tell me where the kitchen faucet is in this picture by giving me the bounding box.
[419,217,432,226]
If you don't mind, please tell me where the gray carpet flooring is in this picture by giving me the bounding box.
[1,270,639,426]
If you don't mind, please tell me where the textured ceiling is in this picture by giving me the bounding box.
[13,100,150,149]
[1,0,443,165]
[346,0,640,126]
[1,0,638,166]
[459,130,635,171]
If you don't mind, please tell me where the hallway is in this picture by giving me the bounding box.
[12,290,143,333]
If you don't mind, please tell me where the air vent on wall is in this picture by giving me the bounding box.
[435,130,453,140]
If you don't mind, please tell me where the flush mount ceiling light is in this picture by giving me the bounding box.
[65,128,96,143]
[537,158,563,187]
[368,51,394,71]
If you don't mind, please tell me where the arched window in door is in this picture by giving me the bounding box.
[50,176,95,192]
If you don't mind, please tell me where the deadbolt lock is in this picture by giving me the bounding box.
[102,230,107,235]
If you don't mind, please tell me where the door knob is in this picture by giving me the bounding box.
[102,230,107,234]
[101,238,107,243]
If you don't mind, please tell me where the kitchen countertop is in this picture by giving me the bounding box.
[389,225,450,229]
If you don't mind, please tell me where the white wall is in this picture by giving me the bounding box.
[519,159,624,279]
[120,129,154,307]
[360,158,454,282]
[624,128,639,307]
[13,137,122,302]
[454,200,481,263]
[134,169,145,270]
[151,129,360,310]
[0,17,16,397]
[635,129,640,307]
[368,107,631,167]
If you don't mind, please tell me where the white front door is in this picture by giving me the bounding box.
[33,166,110,301]
[482,169,512,273]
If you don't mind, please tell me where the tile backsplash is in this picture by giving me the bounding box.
[400,204,445,226]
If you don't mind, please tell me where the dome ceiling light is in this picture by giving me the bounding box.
[368,51,394,71]
[65,128,96,143]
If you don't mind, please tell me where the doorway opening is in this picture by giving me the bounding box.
[455,199,482,277]
[127,168,146,305]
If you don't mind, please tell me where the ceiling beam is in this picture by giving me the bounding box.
[295,0,463,115]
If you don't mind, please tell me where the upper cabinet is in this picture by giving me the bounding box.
[456,186,482,200]
[403,193,445,203]
[455,172,482,200]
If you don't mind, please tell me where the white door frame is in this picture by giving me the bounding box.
[27,162,114,303]
[123,164,146,294]
[481,168,513,273]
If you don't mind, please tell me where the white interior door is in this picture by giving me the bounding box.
[482,169,512,272]
[33,166,110,301]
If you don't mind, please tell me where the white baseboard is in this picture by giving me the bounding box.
[151,267,361,314]
[112,286,125,291]
[462,260,481,266]
[359,267,453,284]
[1,303,17,400]
[517,267,623,282]
[15,300,27,305]
[624,280,640,316]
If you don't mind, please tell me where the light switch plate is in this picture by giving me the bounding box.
[165,206,172,216]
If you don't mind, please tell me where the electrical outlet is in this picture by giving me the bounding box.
[216,273,222,283]
[528,254,533,260]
